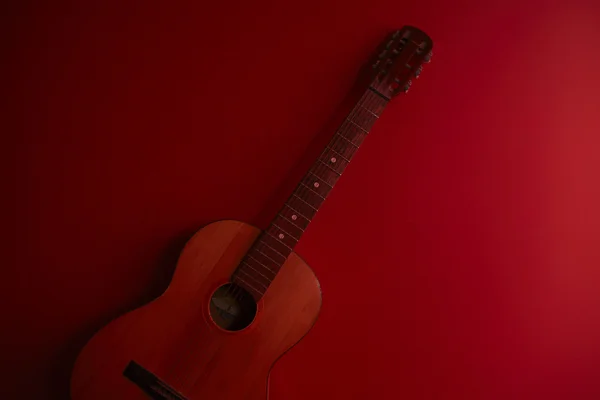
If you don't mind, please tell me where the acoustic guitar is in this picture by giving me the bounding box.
[71,26,433,400]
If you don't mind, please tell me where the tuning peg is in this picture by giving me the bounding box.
[424,51,433,63]
[392,30,401,39]
[415,66,423,78]
[378,50,388,59]
[403,80,412,93]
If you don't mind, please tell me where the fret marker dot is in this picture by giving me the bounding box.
[313,182,320,188]
[331,157,337,163]
[278,233,285,240]
[291,215,298,220]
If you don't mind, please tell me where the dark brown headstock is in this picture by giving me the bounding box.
[368,26,433,99]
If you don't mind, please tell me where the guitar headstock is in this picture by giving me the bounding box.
[368,26,433,99]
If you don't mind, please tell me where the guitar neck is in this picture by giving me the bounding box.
[269,88,389,240]
[233,87,390,298]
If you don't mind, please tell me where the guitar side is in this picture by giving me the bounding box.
[70,220,322,400]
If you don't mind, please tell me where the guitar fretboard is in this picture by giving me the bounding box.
[233,88,389,299]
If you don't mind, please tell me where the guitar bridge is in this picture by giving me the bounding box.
[123,360,188,400]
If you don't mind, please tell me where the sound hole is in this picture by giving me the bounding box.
[209,283,257,331]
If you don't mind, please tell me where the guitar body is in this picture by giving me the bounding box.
[70,26,433,400]
[71,220,322,400]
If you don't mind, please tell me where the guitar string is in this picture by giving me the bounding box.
[224,89,384,312]
[173,88,386,391]
[223,89,374,305]
[224,88,385,320]
[227,89,375,303]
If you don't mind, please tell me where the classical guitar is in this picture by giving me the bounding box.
[71,26,433,400]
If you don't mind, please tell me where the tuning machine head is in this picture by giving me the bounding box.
[367,26,433,98]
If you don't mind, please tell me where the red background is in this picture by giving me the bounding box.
[4,0,600,399]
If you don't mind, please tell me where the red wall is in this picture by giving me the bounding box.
[5,0,600,398]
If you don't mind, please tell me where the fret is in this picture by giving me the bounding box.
[253,240,287,265]
[317,159,343,176]
[337,120,369,147]
[328,133,359,160]
[261,231,293,258]
[233,87,391,300]
[239,261,273,282]
[292,193,318,210]
[299,182,326,200]
[363,89,387,116]
[280,205,310,230]
[232,275,264,298]
[294,184,325,210]
[267,218,302,243]
[243,256,277,278]
[370,91,388,116]
[310,162,341,187]
[359,104,380,119]
[325,146,350,163]
[348,104,378,130]
[302,173,332,198]
[246,249,280,273]
[346,118,369,133]
[334,133,359,149]
[287,195,317,220]
[319,147,349,175]
[236,267,270,290]
[271,214,304,239]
